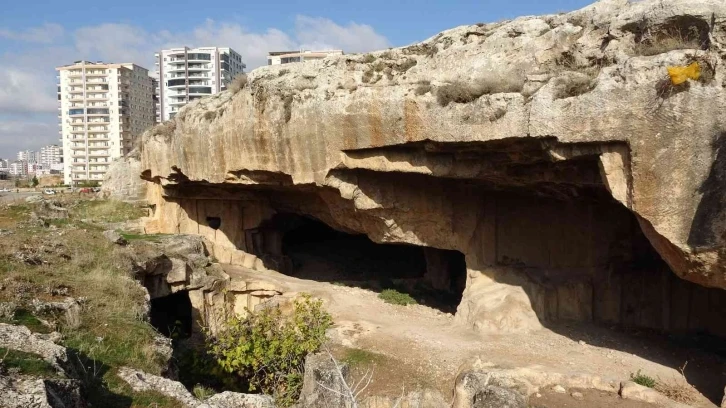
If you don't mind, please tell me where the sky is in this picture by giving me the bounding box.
[0,0,594,159]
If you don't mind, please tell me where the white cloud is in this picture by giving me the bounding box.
[0,23,64,44]
[294,16,390,54]
[0,67,58,113]
[0,119,58,155]
[0,18,390,157]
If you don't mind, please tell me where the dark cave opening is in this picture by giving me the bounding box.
[149,290,193,339]
[261,213,466,313]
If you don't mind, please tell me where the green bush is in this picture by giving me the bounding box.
[631,370,656,388]
[378,289,417,306]
[208,294,332,407]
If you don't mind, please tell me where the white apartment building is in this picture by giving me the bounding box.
[155,47,245,122]
[40,144,63,170]
[57,61,155,185]
[267,50,344,65]
[9,161,27,177]
[17,150,39,163]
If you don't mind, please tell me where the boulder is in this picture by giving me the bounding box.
[0,377,85,408]
[201,392,274,408]
[100,155,148,204]
[102,230,127,245]
[472,386,526,408]
[117,367,273,408]
[298,352,350,408]
[0,324,68,373]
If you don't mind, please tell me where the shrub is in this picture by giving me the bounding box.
[414,81,432,96]
[361,54,376,64]
[378,289,417,306]
[208,294,333,407]
[552,72,596,99]
[436,75,525,106]
[631,370,656,388]
[228,74,248,94]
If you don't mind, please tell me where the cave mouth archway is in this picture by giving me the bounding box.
[260,213,466,313]
[150,290,193,339]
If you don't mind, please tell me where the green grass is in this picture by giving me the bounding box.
[0,309,52,334]
[73,200,147,224]
[631,370,657,388]
[0,347,59,377]
[342,348,384,367]
[378,289,418,306]
[192,384,216,400]
[119,232,169,242]
[0,198,174,406]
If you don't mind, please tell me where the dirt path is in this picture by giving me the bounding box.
[224,265,724,407]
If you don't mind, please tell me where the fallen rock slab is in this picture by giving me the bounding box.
[200,392,274,408]
[118,367,273,408]
[0,377,85,408]
[0,323,67,372]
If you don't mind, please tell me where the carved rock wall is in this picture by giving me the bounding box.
[139,0,726,334]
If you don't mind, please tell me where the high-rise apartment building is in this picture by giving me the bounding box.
[17,150,39,163]
[267,50,343,65]
[155,47,245,122]
[57,61,154,185]
[40,144,63,171]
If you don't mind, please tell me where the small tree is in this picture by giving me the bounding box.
[30,176,39,187]
[208,294,332,406]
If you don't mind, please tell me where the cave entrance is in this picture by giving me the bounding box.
[150,290,193,339]
[260,213,466,313]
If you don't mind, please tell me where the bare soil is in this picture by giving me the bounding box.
[532,388,658,408]
[225,265,725,407]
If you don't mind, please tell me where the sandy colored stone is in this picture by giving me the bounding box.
[137,0,726,334]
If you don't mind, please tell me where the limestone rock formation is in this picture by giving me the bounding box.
[139,0,726,336]
[0,377,85,408]
[101,155,147,204]
[118,367,274,408]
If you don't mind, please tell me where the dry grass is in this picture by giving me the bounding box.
[152,120,176,139]
[0,197,171,406]
[654,363,699,405]
[436,74,525,106]
[633,25,706,57]
[552,71,597,99]
[228,74,248,94]
[414,81,431,96]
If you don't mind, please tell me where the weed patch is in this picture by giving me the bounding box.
[342,348,383,367]
[378,289,417,306]
[630,370,656,388]
[436,75,524,106]
[0,347,59,377]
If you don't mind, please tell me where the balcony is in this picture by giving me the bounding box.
[67,71,82,77]
[86,78,108,83]
[167,66,187,73]
[86,86,109,93]
[85,70,107,76]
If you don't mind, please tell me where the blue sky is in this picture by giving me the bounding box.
[0,0,593,158]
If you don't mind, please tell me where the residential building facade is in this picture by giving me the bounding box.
[9,161,27,177]
[40,144,64,171]
[267,50,344,65]
[57,61,155,185]
[17,150,39,163]
[155,47,245,122]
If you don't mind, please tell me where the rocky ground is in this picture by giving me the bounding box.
[0,196,722,408]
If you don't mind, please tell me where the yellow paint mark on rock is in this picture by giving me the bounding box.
[667,62,700,85]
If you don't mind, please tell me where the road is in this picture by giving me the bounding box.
[0,191,42,204]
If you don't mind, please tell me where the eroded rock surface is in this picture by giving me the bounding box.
[138,0,726,338]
